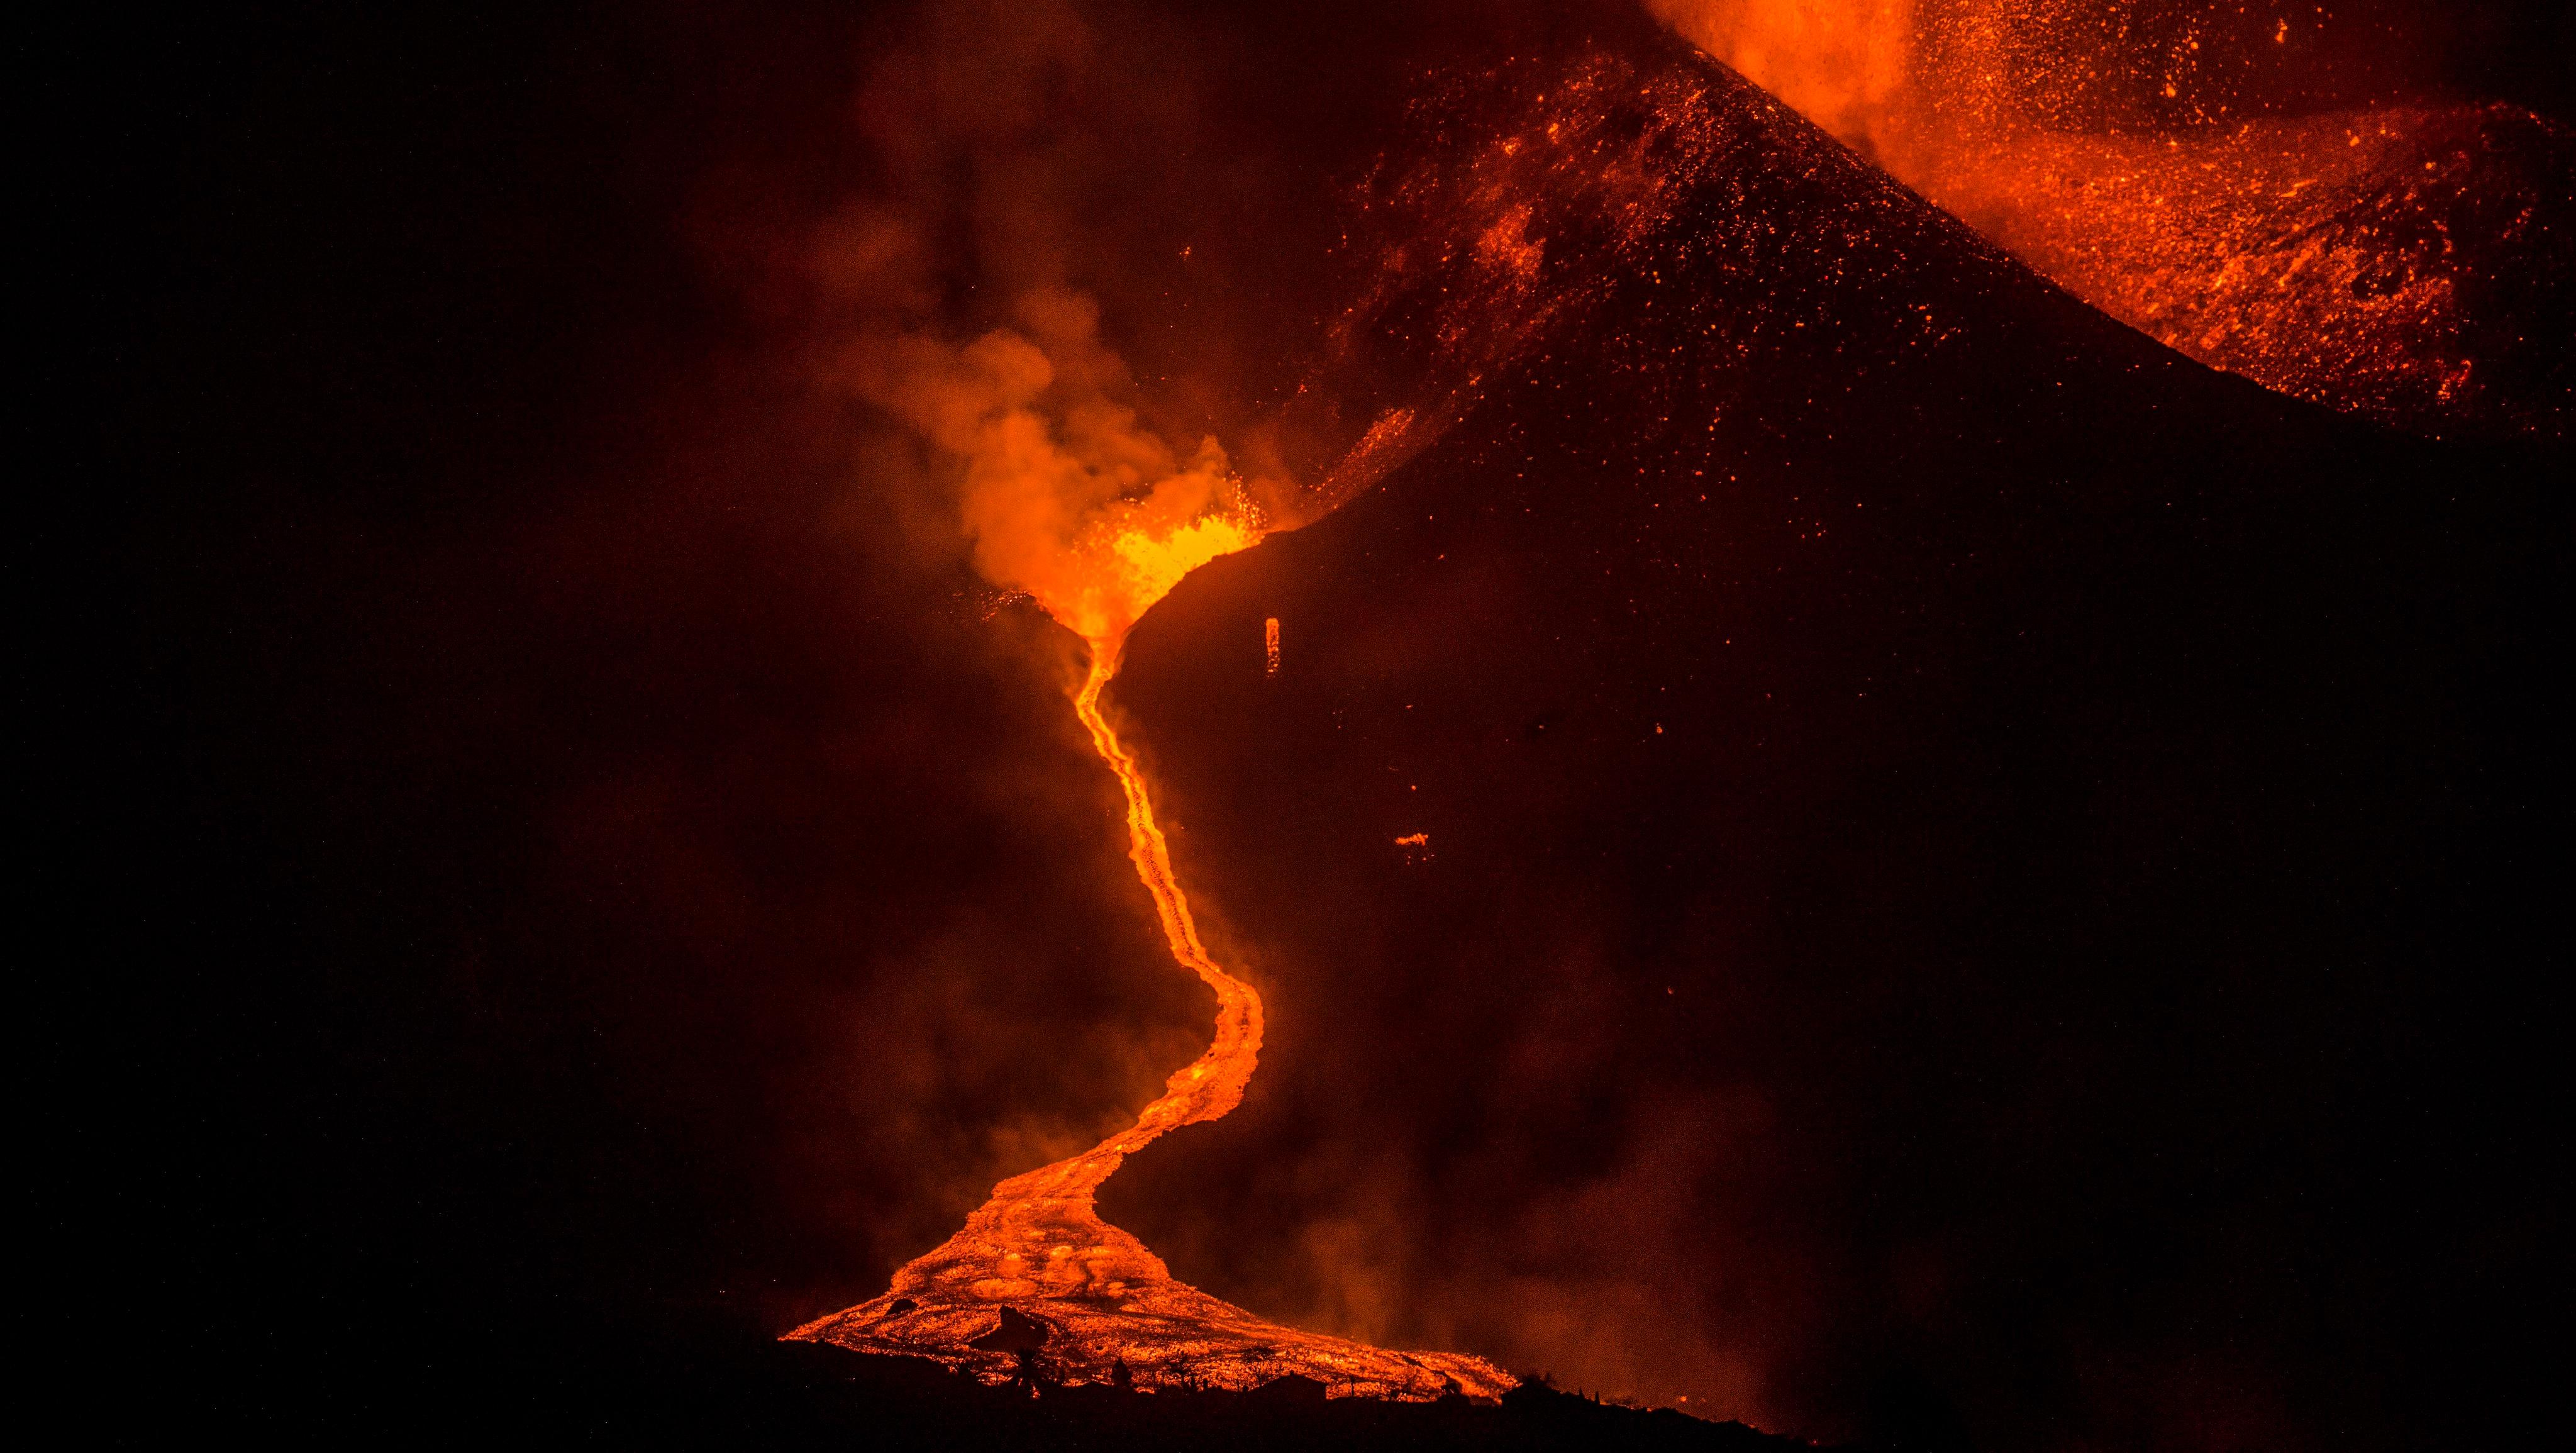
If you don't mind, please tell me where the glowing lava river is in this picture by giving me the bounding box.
[791,555,1513,1400]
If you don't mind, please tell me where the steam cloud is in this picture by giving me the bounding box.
[840,290,1269,645]
[804,1,1284,648]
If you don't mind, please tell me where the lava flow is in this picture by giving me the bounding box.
[791,510,1511,1401]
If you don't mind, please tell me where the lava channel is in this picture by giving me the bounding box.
[791,537,1512,1401]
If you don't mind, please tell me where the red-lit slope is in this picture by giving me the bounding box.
[1913,103,2575,436]
[1643,3,2576,436]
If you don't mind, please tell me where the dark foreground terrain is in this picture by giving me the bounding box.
[428,1330,1837,1452]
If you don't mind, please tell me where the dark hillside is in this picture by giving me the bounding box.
[1110,27,2562,1452]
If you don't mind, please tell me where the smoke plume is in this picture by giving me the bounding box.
[836,290,1270,645]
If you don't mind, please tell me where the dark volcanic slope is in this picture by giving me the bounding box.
[1109,28,2559,1453]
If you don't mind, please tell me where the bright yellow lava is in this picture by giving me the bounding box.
[790,516,1512,1400]
[1040,514,1263,649]
[1112,516,1262,628]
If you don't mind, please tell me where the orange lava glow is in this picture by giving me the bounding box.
[792,519,1511,1399]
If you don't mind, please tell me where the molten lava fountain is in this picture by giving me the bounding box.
[791,508,1511,1401]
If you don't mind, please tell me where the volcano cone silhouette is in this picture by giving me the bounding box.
[1097,24,2558,1436]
